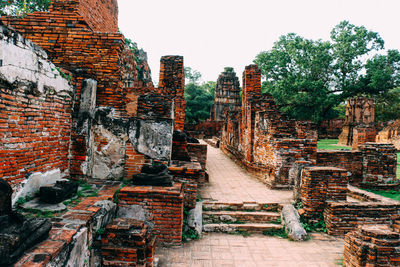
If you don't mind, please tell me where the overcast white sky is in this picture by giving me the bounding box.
[118,0,400,85]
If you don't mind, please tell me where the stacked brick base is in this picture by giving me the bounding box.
[118,184,184,245]
[301,167,348,218]
[101,218,155,267]
[344,225,400,267]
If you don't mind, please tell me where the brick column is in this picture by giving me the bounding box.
[301,167,349,218]
[158,56,185,131]
[241,64,261,163]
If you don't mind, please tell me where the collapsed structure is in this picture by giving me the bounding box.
[0,0,207,265]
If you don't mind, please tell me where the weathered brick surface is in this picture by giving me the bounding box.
[343,225,400,267]
[169,161,205,209]
[14,184,120,266]
[211,67,241,121]
[50,0,118,33]
[118,184,184,245]
[158,56,185,131]
[301,167,349,218]
[318,118,345,139]
[360,143,398,186]
[184,121,224,138]
[0,24,73,189]
[101,218,155,267]
[187,143,208,170]
[338,97,376,147]
[377,118,400,150]
[317,150,363,184]
[220,64,317,187]
[324,201,400,236]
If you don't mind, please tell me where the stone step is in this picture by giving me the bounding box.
[203,223,283,234]
[202,201,280,212]
[203,210,280,224]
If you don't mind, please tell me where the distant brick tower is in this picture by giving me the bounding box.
[338,97,376,148]
[211,67,241,121]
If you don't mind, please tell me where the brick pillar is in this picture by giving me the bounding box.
[241,64,261,163]
[158,56,185,131]
[301,167,349,218]
[360,142,397,185]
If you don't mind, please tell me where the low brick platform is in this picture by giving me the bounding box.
[343,225,400,267]
[118,183,184,245]
[169,161,204,209]
[14,184,119,266]
[301,167,349,218]
[324,201,400,236]
[101,218,155,267]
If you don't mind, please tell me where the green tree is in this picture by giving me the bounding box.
[1,0,50,16]
[184,68,215,123]
[255,33,336,122]
[254,21,397,124]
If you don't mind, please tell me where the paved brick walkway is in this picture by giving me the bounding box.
[157,233,344,267]
[201,144,293,204]
[155,143,344,267]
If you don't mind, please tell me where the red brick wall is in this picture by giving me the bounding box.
[118,184,184,245]
[316,150,363,184]
[0,87,72,188]
[158,56,185,131]
[2,12,125,117]
[318,119,345,139]
[124,142,147,179]
[324,201,400,236]
[50,0,118,33]
[184,121,224,138]
[187,143,208,170]
[301,167,349,219]
[359,143,397,185]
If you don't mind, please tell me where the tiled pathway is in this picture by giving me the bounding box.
[156,144,344,267]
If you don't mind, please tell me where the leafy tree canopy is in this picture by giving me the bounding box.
[255,20,400,124]
[1,0,50,16]
[184,68,215,124]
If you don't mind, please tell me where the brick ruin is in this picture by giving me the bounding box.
[338,97,376,149]
[0,0,209,265]
[377,118,400,150]
[221,64,317,188]
[211,67,241,121]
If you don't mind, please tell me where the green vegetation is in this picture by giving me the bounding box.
[184,67,216,124]
[317,139,351,150]
[255,21,400,124]
[231,229,251,237]
[366,190,400,202]
[262,228,288,238]
[1,0,50,16]
[300,214,327,233]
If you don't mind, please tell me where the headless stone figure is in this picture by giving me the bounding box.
[0,178,52,266]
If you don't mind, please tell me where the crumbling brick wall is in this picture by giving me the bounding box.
[318,118,345,139]
[343,225,400,267]
[50,0,118,33]
[317,150,363,184]
[220,64,317,187]
[324,201,400,236]
[301,167,349,219]
[0,24,73,192]
[376,118,400,150]
[359,142,398,185]
[118,184,184,245]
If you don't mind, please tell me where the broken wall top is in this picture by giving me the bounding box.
[50,0,118,33]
